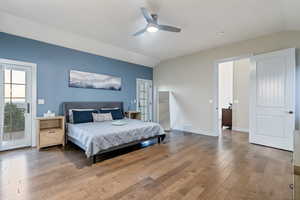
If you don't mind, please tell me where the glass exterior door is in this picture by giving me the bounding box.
[0,63,32,150]
[137,79,153,122]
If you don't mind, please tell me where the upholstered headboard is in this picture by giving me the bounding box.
[62,101,124,123]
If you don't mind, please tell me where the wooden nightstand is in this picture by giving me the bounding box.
[36,116,65,150]
[125,111,141,120]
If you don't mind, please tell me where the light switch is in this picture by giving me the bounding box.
[38,99,45,105]
[209,99,213,104]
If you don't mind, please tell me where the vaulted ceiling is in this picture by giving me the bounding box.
[0,0,299,67]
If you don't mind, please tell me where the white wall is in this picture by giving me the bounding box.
[232,58,250,132]
[154,31,300,136]
[218,61,233,119]
[158,91,171,131]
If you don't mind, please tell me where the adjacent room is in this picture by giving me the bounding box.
[218,58,250,134]
[0,1,299,200]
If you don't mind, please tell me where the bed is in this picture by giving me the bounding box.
[63,102,165,163]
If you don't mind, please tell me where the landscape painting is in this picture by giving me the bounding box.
[69,70,122,91]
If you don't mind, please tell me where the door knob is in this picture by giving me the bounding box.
[288,111,294,114]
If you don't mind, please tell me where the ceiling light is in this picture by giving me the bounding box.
[147,25,159,33]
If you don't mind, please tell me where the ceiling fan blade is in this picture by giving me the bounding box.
[133,28,147,36]
[158,25,181,32]
[141,7,154,23]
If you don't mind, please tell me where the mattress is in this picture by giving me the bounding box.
[67,119,164,157]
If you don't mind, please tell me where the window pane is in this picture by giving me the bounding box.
[4,69,11,83]
[5,84,11,98]
[12,84,25,98]
[4,103,25,135]
[12,70,26,84]
[4,98,11,103]
[4,98,26,104]
[11,98,26,104]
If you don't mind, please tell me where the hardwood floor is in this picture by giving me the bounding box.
[295,174,300,200]
[0,130,293,200]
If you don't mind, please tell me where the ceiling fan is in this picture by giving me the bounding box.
[133,7,181,36]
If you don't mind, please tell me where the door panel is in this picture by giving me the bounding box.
[256,58,285,107]
[0,63,32,150]
[136,79,153,122]
[256,115,285,137]
[250,48,295,151]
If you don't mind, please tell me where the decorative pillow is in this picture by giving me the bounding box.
[69,109,95,123]
[72,110,97,124]
[92,113,113,122]
[100,107,119,110]
[99,108,123,120]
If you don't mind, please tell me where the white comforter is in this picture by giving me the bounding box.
[68,119,164,157]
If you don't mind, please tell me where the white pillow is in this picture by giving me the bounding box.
[68,109,95,123]
[100,107,120,110]
[92,113,113,122]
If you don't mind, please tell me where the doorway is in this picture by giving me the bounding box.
[0,59,37,151]
[136,78,153,122]
[218,61,233,130]
[214,49,295,151]
[216,57,251,135]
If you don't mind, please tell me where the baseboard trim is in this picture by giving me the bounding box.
[295,165,300,175]
[172,128,217,137]
[232,127,249,133]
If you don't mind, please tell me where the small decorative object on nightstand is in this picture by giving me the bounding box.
[43,110,55,117]
[125,111,141,120]
[36,116,65,150]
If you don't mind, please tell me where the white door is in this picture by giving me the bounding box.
[249,48,295,151]
[0,60,34,151]
[136,79,153,122]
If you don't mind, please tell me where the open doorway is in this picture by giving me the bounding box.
[213,49,295,151]
[215,56,251,136]
[218,61,233,130]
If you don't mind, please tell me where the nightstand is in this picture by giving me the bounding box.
[36,116,65,150]
[125,111,141,120]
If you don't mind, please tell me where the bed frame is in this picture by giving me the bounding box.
[62,101,165,163]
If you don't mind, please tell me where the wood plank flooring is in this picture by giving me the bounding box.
[0,130,293,200]
[295,174,300,200]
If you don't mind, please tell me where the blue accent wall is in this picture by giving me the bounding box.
[0,32,153,116]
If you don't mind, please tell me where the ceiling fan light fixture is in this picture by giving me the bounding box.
[147,25,159,33]
[133,8,181,36]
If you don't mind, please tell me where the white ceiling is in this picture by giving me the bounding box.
[0,0,300,67]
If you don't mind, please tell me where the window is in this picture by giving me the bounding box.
[4,69,26,103]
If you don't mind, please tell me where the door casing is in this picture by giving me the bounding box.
[213,54,252,136]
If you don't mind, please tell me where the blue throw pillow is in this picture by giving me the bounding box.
[72,110,97,124]
[99,108,123,120]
